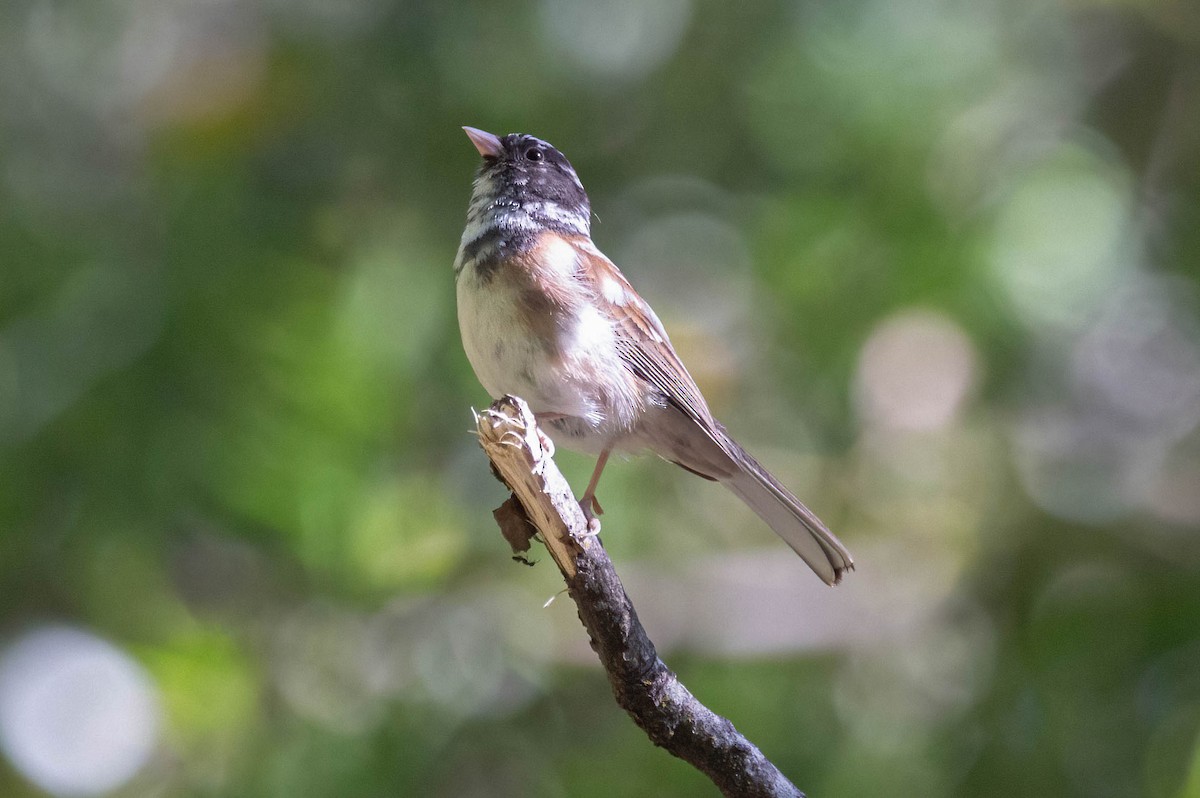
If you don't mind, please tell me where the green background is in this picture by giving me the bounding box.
[2,0,1199,795]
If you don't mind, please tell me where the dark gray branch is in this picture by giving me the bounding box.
[476,396,805,798]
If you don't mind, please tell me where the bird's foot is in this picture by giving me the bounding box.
[578,494,603,536]
[532,413,565,457]
[535,427,555,458]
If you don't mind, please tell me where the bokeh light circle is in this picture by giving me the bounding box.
[855,309,978,432]
[539,0,692,82]
[0,626,160,797]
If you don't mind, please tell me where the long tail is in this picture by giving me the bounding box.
[717,437,854,585]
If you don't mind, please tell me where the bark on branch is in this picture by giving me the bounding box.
[475,395,805,798]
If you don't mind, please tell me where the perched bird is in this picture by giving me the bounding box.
[454,127,854,585]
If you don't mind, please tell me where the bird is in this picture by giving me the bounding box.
[454,126,854,585]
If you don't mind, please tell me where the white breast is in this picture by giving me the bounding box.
[456,256,641,440]
[456,269,542,401]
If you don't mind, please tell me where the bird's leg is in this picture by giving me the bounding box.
[579,447,611,533]
[533,412,607,533]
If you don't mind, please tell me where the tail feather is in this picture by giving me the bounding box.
[642,406,854,584]
[718,443,854,586]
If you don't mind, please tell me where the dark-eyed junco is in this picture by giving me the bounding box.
[454,127,853,585]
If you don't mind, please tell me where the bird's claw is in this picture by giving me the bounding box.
[578,495,604,536]
[536,427,555,458]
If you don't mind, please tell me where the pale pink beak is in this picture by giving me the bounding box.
[463,126,503,158]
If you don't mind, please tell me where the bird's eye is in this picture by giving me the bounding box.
[525,147,544,162]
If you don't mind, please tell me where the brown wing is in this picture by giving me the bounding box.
[568,240,853,584]
[570,239,718,430]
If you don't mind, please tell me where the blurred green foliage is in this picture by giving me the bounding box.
[1,0,1199,796]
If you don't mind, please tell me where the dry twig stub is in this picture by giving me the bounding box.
[475,395,805,798]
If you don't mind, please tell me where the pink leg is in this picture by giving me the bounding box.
[534,413,609,526]
[580,447,611,519]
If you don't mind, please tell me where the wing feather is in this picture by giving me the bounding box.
[566,238,854,584]
[570,241,717,428]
